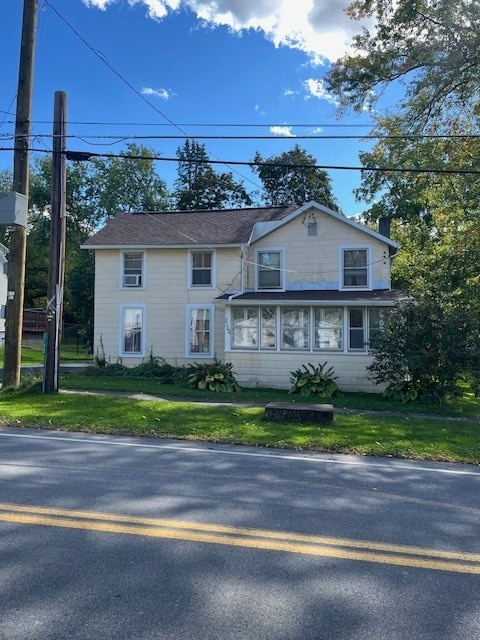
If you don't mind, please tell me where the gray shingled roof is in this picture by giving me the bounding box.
[83,206,296,247]
[216,289,411,304]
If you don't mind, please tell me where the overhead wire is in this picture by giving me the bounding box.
[41,0,262,190]
[1,146,479,174]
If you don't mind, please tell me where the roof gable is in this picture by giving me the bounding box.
[250,201,399,249]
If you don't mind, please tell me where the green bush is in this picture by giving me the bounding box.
[368,300,480,403]
[188,359,240,393]
[289,362,339,398]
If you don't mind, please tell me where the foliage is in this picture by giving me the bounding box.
[89,347,186,383]
[188,358,241,392]
[174,140,252,210]
[251,145,339,210]
[367,300,480,402]
[289,362,339,398]
[325,0,480,126]
[88,143,170,223]
[326,1,480,313]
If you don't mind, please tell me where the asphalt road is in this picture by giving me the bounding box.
[0,427,479,640]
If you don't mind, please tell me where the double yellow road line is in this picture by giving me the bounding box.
[1,502,479,574]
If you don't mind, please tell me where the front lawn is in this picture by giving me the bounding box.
[0,377,478,464]
[60,372,480,419]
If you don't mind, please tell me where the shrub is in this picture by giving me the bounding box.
[188,359,240,392]
[368,300,480,403]
[289,362,338,398]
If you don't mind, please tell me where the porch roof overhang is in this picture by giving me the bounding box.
[216,289,411,306]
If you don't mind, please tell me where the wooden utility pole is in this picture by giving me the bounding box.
[43,92,67,393]
[3,0,38,388]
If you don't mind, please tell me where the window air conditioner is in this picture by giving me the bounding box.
[124,274,141,287]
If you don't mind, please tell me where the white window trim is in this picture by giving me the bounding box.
[185,304,215,359]
[119,304,146,358]
[225,305,374,354]
[188,249,216,289]
[254,247,286,291]
[339,245,372,291]
[347,307,366,352]
[119,250,146,290]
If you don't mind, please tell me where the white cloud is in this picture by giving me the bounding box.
[142,86,175,100]
[303,78,339,105]
[83,0,370,63]
[284,88,297,97]
[270,126,295,137]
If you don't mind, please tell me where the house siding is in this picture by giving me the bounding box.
[245,208,391,291]
[228,351,376,393]
[94,247,241,365]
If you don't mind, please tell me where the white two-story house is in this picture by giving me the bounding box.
[83,201,408,391]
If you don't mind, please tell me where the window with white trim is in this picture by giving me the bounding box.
[281,307,309,350]
[348,308,365,350]
[257,249,283,290]
[232,307,258,349]
[121,306,144,356]
[314,308,343,350]
[231,306,276,350]
[187,305,213,357]
[190,251,214,288]
[260,307,276,350]
[122,252,144,288]
[342,248,368,288]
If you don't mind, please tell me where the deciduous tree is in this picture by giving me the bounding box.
[251,145,339,210]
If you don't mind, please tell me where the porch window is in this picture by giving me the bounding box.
[343,248,368,288]
[190,251,214,287]
[260,307,276,349]
[348,308,365,351]
[123,252,143,288]
[187,306,213,357]
[121,306,144,355]
[232,307,258,349]
[281,307,309,350]
[314,308,343,350]
[257,250,283,290]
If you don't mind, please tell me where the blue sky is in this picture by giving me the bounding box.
[1,0,381,215]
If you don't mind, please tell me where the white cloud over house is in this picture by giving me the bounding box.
[142,87,175,100]
[82,0,367,63]
[269,125,295,137]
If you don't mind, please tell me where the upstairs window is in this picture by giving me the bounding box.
[190,251,214,288]
[257,250,283,290]
[342,248,368,288]
[123,252,144,288]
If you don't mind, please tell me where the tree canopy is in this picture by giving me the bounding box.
[326,0,480,310]
[174,140,252,210]
[325,0,480,128]
[252,145,339,210]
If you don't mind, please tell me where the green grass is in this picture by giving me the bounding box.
[61,372,480,419]
[0,346,93,366]
[0,377,478,464]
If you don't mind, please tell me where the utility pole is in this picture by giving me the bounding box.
[3,0,38,388]
[43,92,67,393]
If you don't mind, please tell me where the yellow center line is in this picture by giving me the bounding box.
[0,503,479,574]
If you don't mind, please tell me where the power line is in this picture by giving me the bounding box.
[1,146,479,175]
[42,0,261,190]
[0,111,376,128]
[3,131,480,142]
